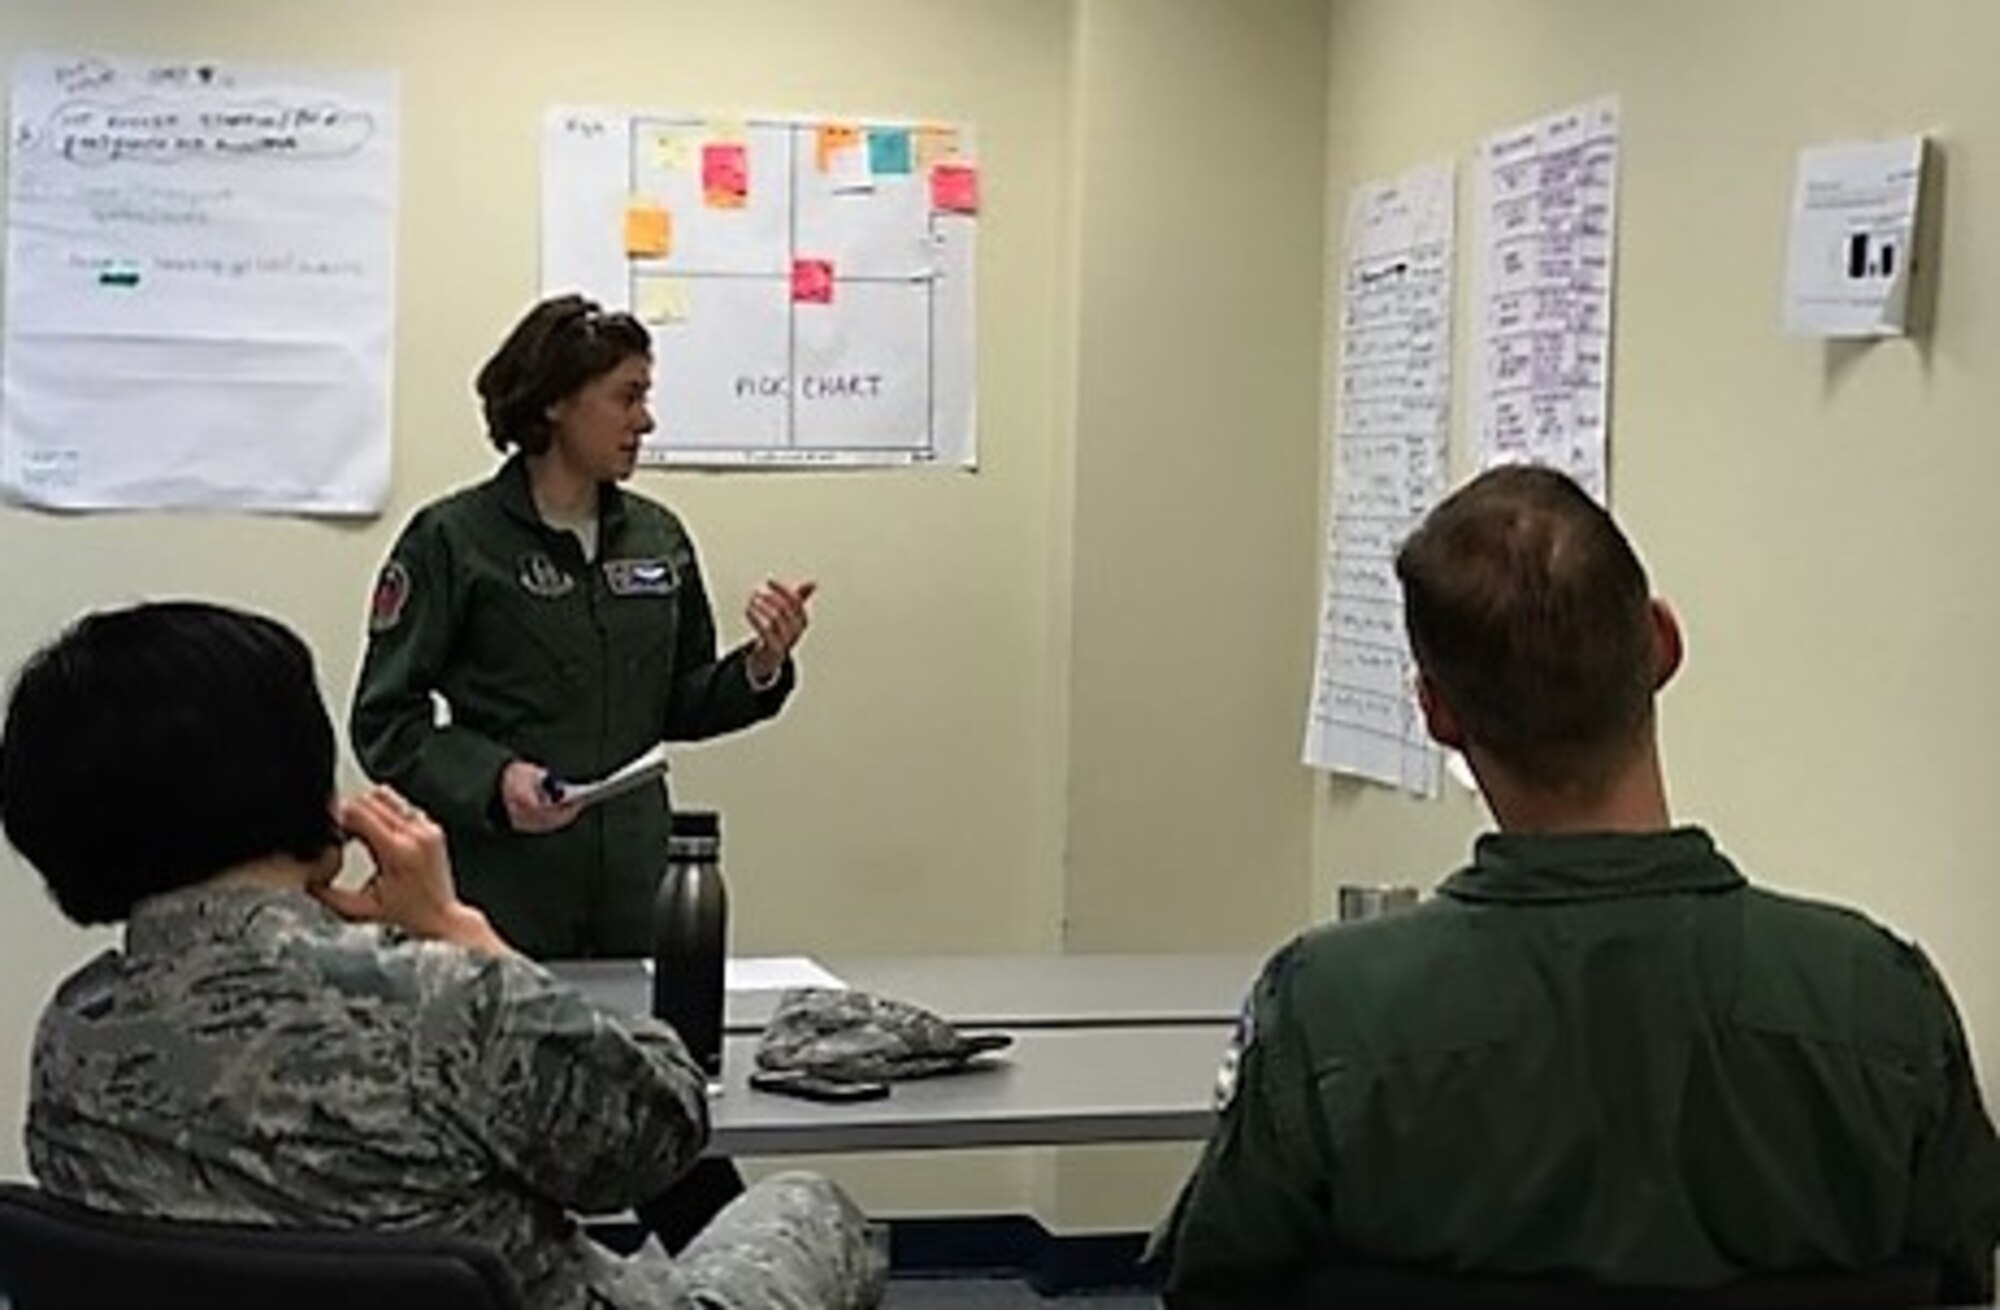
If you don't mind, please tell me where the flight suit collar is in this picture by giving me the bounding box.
[124,882,337,958]
[1439,826,1745,904]
[491,453,630,538]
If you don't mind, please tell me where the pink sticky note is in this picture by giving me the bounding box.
[702,143,749,209]
[792,258,834,304]
[931,163,980,214]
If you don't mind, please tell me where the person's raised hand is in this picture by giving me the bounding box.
[315,786,510,956]
[745,578,817,684]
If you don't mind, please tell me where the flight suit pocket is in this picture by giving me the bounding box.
[600,564,681,738]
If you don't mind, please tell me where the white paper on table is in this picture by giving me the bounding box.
[641,956,849,992]
[1783,136,1926,339]
[725,956,847,993]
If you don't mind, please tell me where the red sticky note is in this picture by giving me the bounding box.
[931,163,980,214]
[702,143,749,209]
[792,258,834,304]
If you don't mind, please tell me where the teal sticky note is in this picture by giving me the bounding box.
[868,128,914,177]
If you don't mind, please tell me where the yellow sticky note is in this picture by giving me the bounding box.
[635,276,690,325]
[817,123,862,173]
[647,127,694,172]
[707,116,749,144]
[913,125,960,169]
[624,203,672,258]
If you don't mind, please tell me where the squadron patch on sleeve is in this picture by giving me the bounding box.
[1213,995,1256,1111]
[369,561,411,633]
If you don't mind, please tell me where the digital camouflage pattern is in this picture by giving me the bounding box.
[27,884,883,1309]
[755,988,1012,1082]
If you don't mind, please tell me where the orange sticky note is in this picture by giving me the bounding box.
[624,203,672,257]
[791,258,834,304]
[702,143,749,209]
[930,163,980,214]
[816,123,862,173]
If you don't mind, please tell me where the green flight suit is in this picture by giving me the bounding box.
[350,456,792,958]
[1154,828,2000,1306]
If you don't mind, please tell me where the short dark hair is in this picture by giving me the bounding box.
[0,602,339,924]
[474,293,652,455]
[1395,465,1656,792]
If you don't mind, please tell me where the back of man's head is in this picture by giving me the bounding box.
[0,601,339,925]
[1395,465,1656,794]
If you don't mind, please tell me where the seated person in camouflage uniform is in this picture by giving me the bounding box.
[0,600,884,1310]
[1153,466,2000,1306]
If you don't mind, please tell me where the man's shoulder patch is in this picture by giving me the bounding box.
[369,561,411,633]
[1213,995,1256,1111]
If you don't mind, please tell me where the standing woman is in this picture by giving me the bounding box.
[351,293,814,960]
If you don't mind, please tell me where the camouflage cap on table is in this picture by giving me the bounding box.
[754,987,1014,1082]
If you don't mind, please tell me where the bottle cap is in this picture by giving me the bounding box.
[671,810,721,839]
[667,808,722,861]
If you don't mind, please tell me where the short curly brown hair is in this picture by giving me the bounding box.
[474,293,652,455]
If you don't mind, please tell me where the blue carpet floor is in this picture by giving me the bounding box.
[886,1281,1157,1307]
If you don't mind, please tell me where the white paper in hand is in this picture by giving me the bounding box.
[547,742,672,807]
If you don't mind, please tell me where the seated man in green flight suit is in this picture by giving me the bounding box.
[1152,465,2000,1306]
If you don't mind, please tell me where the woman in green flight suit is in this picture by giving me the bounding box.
[351,294,815,1251]
[350,294,815,960]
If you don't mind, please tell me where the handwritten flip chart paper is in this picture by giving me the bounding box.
[1302,161,1454,793]
[544,108,976,468]
[1471,96,1618,502]
[1784,137,1926,338]
[3,53,399,513]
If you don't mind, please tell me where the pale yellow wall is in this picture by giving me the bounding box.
[15,0,1993,1248]
[0,0,1083,1196]
[1316,0,2000,1083]
[1046,0,1327,1231]
[0,0,1332,1235]
[1062,0,1324,955]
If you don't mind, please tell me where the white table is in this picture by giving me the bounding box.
[705,1026,1225,1155]
[549,952,1260,1034]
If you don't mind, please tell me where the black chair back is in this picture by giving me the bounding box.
[0,1182,523,1310]
[1292,1258,1944,1309]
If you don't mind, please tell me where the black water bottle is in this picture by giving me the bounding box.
[652,809,729,1078]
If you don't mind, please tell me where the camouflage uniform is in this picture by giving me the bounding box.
[26,884,884,1310]
[756,988,1012,1082]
